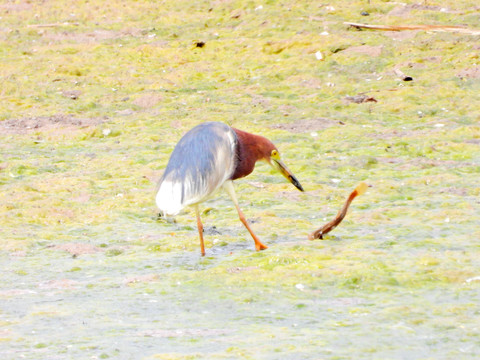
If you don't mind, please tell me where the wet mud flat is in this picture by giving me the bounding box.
[1,0,480,358]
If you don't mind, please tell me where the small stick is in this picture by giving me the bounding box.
[344,22,480,35]
[393,68,413,81]
[27,22,79,28]
[308,183,367,240]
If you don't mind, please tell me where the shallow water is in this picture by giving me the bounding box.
[2,216,479,359]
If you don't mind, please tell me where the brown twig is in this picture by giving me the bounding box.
[345,22,480,35]
[308,183,367,240]
[27,22,79,28]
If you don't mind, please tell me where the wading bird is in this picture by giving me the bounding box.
[156,122,304,256]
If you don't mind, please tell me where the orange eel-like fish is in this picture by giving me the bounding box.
[308,182,367,240]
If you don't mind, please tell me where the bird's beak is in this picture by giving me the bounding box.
[271,158,304,192]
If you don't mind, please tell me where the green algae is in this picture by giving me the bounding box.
[1,0,480,359]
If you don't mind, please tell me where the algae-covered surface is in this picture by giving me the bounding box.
[1,1,479,359]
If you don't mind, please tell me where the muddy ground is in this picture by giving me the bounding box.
[1,1,479,359]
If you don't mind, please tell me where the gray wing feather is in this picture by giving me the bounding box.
[156,122,237,215]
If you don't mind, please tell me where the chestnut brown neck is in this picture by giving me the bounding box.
[230,128,274,180]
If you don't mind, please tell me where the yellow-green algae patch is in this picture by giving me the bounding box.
[1,0,479,359]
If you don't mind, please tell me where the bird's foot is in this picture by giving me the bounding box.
[255,242,268,251]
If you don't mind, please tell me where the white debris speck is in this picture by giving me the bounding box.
[310,132,318,137]
[465,276,480,283]
[434,123,445,128]
[255,5,263,11]
[315,51,323,60]
[331,178,341,184]
[444,217,450,223]
[295,283,305,290]
[320,31,329,36]
[102,128,112,136]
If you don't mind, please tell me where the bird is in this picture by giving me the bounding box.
[156,121,304,256]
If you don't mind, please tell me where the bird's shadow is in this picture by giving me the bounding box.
[156,213,176,224]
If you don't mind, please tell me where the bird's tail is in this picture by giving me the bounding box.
[156,180,184,216]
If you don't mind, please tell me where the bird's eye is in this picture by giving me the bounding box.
[271,150,279,158]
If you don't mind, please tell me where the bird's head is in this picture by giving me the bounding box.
[232,127,305,192]
[265,147,304,192]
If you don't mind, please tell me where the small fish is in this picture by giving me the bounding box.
[309,182,367,240]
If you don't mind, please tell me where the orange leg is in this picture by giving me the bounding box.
[194,205,206,256]
[223,181,268,251]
